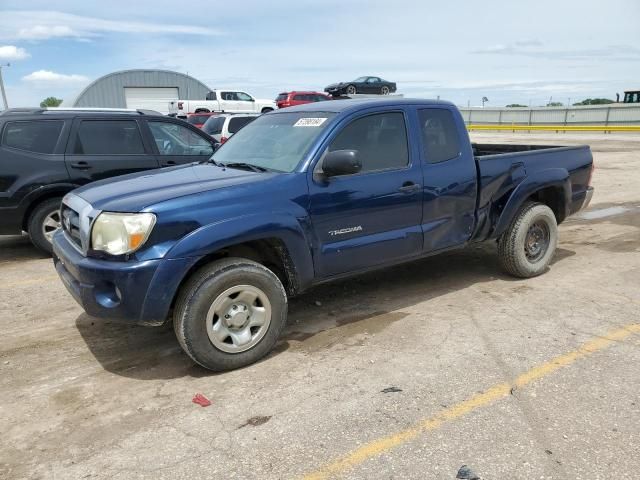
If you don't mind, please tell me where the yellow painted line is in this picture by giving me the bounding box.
[0,275,60,289]
[302,323,640,480]
[467,124,640,132]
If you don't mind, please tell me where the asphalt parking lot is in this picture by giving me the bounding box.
[1,132,639,480]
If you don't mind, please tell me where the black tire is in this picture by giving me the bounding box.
[381,86,390,95]
[173,257,288,371]
[346,84,357,95]
[498,202,558,278]
[27,197,63,254]
[261,107,274,113]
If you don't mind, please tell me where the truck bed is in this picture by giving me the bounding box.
[471,143,593,241]
[473,143,574,156]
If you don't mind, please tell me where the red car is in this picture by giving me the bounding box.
[186,112,218,129]
[275,91,331,109]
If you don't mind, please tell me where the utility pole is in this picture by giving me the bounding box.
[0,63,10,110]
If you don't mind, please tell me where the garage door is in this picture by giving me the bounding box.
[124,87,179,114]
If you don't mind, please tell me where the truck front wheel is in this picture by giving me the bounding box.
[498,202,558,278]
[173,257,288,371]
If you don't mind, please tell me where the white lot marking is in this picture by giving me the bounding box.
[579,206,630,220]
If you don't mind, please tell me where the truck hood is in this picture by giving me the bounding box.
[73,164,270,212]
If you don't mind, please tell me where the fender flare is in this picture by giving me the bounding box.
[493,168,571,238]
[18,183,81,227]
[165,212,315,291]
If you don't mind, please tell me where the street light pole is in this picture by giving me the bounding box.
[0,63,10,110]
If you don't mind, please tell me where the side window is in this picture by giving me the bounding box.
[418,109,461,163]
[293,94,306,101]
[228,117,256,134]
[328,112,408,173]
[221,92,235,101]
[74,120,144,155]
[315,95,328,102]
[2,120,64,154]
[148,121,213,156]
[236,92,253,102]
[203,117,224,135]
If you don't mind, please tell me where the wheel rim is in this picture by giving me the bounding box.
[42,210,61,243]
[524,220,550,262]
[206,285,272,354]
[347,86,356,94]
[381,86,389,95]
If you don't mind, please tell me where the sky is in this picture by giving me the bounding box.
[0,0,639,108]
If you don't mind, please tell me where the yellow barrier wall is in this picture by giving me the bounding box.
[467,124,640,132]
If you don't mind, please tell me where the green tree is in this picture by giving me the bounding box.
[506,103,528,107]
[546,102,564,107]
[572,98,614,106]
[40,97,63,108]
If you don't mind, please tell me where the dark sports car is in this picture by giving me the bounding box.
[324,76,397,96]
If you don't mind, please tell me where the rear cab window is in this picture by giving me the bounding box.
[73,120,145,155]
[2,120,64,154]
[418,108,461,163]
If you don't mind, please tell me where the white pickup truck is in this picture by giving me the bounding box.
[169,90,276,115]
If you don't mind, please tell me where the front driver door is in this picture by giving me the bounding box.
[308,110,423,277]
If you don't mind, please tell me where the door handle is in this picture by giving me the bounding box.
[69,161,91,170]
[398,182,421,193]
[162,160,177,167]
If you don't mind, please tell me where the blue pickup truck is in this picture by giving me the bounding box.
[52,99,594,371]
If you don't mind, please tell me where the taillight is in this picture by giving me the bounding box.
[178,102,184,110]
[220,136,228,144]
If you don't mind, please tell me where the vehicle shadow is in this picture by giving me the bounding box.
[76,242,576,380]
[0,235,49,262]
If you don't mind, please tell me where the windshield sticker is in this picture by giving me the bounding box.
[294,117,328,127]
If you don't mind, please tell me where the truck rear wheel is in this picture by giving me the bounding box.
[498,202,558,278]
[28,197,63,254]
[173,257,288,371]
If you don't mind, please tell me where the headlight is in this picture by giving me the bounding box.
[91,212,156,255]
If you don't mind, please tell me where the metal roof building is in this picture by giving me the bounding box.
[67,69,212,114]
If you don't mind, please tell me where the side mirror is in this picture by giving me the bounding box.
[322,150,361,177]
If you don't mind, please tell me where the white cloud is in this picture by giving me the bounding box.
[0,11,222,42]
[0,45,30,60]
[22,70,89,86]
[17,25,78,41]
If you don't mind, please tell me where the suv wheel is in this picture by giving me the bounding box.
[173,257,288,371]
[28,197,63,254]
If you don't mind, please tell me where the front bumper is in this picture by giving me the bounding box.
[52,230,197,326]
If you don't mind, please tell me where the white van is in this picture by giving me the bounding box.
[201,113,260,143]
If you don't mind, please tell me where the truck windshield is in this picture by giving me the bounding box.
[211,112,336,172]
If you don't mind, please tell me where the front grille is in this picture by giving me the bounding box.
[61,205,82,249]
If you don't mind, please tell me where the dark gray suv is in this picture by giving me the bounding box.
[0,108,216,252]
